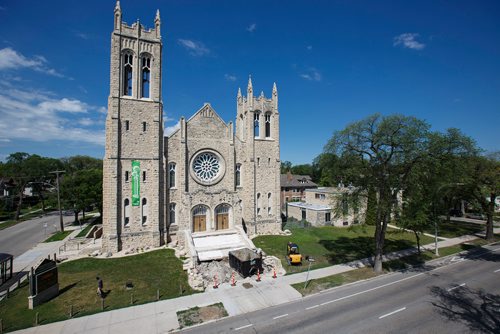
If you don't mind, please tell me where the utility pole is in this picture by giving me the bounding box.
[50,170,66,232]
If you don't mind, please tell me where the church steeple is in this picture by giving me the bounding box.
[114,1,122,30]
[155,9,161,38]
[247,75,253,105]
[272,82,278,109]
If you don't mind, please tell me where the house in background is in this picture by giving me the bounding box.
[287,186,366,227]
[280,172,318,211]
[0,178,15,198]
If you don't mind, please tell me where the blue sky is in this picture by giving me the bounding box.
[0,0,499,164]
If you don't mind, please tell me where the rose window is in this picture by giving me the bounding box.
[192,152,221,182]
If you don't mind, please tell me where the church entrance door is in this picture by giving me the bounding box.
[215,204,230,230]
[192,205,207,232]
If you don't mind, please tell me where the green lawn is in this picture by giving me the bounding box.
[44,230,73,242]
[0,249,194,333]
[423,220,484,238]
[253,225,434,274]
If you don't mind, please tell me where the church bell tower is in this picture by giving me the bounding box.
[102,1,165,252]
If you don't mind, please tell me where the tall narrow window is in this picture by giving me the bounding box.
[265,113,271,138]
[142,198,148,224]
[141,56,151,98]
[169,203,176,225]
[268,193,272,215]
[254,112,260,137]
[143,171,146,182]
[257,193,261,215]
[124,198,130,226]
[125,120,130,131]
[169,163,176,188]
[235,164,241,187]
[125,171,129,182]
[123,53,133,96]
[143,122,147,132]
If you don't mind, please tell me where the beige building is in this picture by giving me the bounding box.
[287,187,365,227]
[102,2,281,254]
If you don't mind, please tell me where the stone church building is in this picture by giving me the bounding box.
[102,2,281,254]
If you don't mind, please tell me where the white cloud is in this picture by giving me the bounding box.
[178,39,210,56]
[300,67,322,81]
[39,98,88,113]
[393,33,425,50]
[224,74,237,82]
[78,118,95,126]
[97,106,107,114]
[306,45,312,50]
[0,47,66,77]
[0,86,104,145]
[164,121,180,137]
[246,23,256,32]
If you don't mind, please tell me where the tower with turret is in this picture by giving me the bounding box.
[235,77,281,234]
[102,1,165,252]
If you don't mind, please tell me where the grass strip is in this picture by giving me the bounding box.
[43,230,73,242]
[177,302,228,329]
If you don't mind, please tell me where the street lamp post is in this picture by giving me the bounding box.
[50,170,65,232]
[304,256,315,289]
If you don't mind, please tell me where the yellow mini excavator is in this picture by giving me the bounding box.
[286,241,302,265]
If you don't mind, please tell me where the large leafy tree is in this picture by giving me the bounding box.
[61,163,103,224]
[464,153,500,240]
[0,153,62,220]
[325,114,430,273]
[61,155,102,173]
[400,129,478,253]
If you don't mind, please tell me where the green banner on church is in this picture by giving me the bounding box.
[131,160,140,206]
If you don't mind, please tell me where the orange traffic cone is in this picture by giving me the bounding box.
[273,267,277,279]
[256,268,261,282]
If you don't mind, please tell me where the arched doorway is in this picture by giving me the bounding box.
[215,204,230,230]
[192,205,207,232]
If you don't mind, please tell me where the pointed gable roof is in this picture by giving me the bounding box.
[187,103,229,128]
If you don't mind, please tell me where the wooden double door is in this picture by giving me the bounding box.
[192,205,230,232]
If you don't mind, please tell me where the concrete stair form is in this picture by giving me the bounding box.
[190,227,255,262]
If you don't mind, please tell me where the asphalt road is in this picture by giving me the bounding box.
[183,244,500,334]
[0,211,76,257]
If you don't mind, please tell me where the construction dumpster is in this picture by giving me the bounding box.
[228,248,262,278]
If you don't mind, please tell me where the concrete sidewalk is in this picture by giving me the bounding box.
[10,230,500,334]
